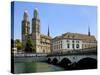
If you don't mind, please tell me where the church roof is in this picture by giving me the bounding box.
[53,32,97,43]
[40,34,52,39]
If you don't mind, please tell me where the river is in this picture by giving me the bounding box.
[14,62,64,74]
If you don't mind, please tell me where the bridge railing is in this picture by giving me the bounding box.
[47,47,97,56]
[13,53,48,57]
[12,47,97,57]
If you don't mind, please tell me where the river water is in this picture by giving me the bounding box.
[14,62,64,74]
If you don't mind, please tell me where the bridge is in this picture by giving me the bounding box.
[13,48,97,69]
[47,48,97,69]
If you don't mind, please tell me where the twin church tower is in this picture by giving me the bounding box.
[22,8,93,53]
[22,8,52,53]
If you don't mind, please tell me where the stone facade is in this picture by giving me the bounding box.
[22,10,30,51]
[22,9,52,53]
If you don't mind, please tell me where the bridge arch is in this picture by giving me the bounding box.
[47,58,51,63]
[52,58,58,65]
[76,57,97,69]
[59,58,71,69]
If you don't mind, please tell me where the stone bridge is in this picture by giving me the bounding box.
[47,49,97,69]
[13,48,97,69]
[47,54,97,63]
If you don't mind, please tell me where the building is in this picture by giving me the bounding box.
[52,31,97,53]
[22,8,97,54]
[22,9,52,53]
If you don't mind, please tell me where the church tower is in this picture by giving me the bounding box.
[32,8,40,53]
[48,25,50,36]
[88,26,91,36]
[22,10,30,50]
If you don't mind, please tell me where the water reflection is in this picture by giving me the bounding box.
[14,62,64,74]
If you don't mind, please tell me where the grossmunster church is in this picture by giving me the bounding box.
[22,8,52,53]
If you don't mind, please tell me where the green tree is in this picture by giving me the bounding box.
[11,38,14,54]
[15,39,22,51]
[25,37,36,53]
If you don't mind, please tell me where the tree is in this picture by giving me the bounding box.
[25,37,36,53]
[11,38,14,54]
[15,39,22,51]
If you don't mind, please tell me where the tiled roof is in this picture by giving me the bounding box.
[40,34,52,39]
[53,32,97,43]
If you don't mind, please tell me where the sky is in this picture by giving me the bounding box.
[12,1,97,40]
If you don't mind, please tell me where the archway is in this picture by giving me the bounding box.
[52,58,58,65]
[76,58,97,69]
[47,58,51,63]
[59,58,71,69]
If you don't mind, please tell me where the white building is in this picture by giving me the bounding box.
[52,32,97,53]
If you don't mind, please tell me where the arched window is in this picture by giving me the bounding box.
[76,44,79,48]
[72,44,74,49]
[43,50,45,53]
[67,44,70,48]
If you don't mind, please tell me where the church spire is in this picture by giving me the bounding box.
[34,8,39,19]
[88,26,91,36]
[32,8,40,33]
[48,25,50,36]
[23,10,28,21]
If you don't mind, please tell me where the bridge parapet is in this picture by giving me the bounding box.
[47,54,97,65]
[14,53,47,57]
[48,48,97,57]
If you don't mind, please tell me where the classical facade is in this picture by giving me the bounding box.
[52,31,97,53]
[22,9,52,53]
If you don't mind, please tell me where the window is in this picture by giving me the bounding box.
[59,41,60,44]
[72,44,74,49]
[76,44,79,48]
[72,40,74,43]
[43,50,45,53]
[67,44,70,48]
[76,40,79,43]
[61,41,62,44]
[61,44,62,49]
[57,45,58,49]
[58,45,59,49]
[66,40,69,42]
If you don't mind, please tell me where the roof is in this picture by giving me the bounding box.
[40,34,52,39]
[53,32,97,43]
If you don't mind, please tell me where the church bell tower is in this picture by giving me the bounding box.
[32,8,40,53]
[22,10,30,50]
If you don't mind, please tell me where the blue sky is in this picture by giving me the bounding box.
[12,1,97,40]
